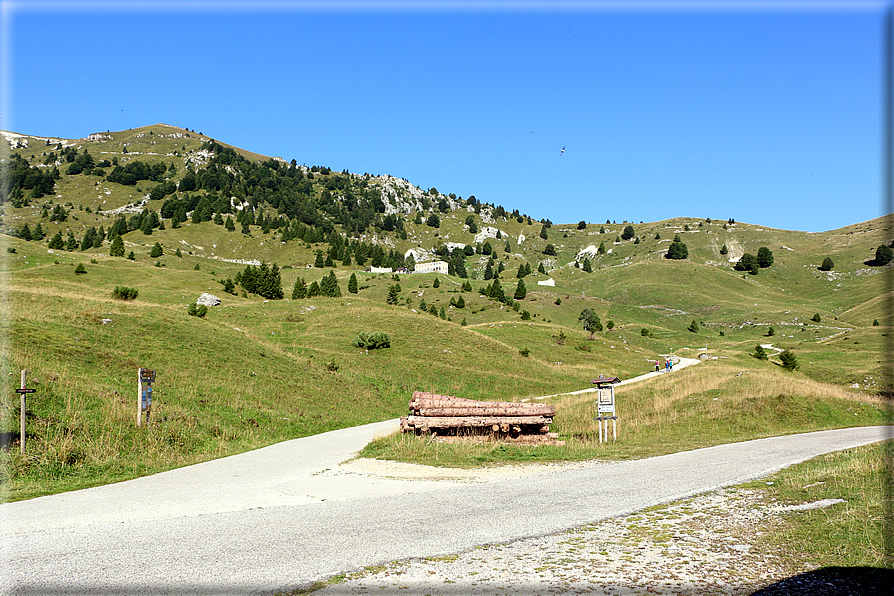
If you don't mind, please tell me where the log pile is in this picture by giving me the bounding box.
[400,391,556,438]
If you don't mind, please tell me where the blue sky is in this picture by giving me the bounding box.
[2,1,889,232]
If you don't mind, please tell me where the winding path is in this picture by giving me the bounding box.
[1,421,890,595]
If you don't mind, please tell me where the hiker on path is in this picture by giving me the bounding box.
[654,360,660,372]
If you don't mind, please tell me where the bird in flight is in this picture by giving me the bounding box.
[560,146,565,155]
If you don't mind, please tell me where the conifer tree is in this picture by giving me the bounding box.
[582,258,592,273]
[48,232,64,250]
[306,281,321,298]
[225,216,235,231]
[65,231,78,251]
[110,235,125,257]
[292,277,307,299]
[149,242,163,258]
[348,272,358,294]
[514,278,527,300]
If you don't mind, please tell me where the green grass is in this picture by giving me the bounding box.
[361,356,887,466]
[744,441,893,570]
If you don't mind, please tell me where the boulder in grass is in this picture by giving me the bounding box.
[197,293,221,307]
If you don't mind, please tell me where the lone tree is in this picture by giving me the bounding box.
[347,272,358,294]
[757,246,774,268]
[753,345,769,360]
[149,242,163,258]
[779,350,800,371]
[687,319,699,333]
[818,257,834,271]
[874,244,893,266]
[621,225,635,241]
[578,308,603,333]
[110,235,125,257]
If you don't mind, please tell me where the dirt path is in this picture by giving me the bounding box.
[527,355,702,401]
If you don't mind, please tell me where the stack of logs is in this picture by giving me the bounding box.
[400,391,557,439]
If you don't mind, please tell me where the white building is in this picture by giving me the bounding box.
[414,261,449,274]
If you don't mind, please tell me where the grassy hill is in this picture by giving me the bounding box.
[0,124,890,501]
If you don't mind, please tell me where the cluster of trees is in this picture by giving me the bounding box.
[0,154,58,205]
[8,223,46,241]
[106,160,171,186]
[735,247,773,274]
[235,263,283,299]
[666,235,688,260]
[291,270,341,299]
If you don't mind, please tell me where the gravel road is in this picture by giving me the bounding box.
[1,425,890,595]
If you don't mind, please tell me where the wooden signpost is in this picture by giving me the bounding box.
[592,375,620,443]
[137,368,155,427]
[16,369,35,454]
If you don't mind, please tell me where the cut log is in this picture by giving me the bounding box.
[404,415,553,429]
[414,406,555,417]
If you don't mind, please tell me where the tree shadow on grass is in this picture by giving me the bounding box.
[750,566,894,595]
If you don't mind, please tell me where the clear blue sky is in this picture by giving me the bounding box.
[2,1,889,232]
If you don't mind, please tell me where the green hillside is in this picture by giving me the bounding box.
[1,124,890,501]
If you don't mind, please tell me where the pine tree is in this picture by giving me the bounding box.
[779,350,800,371]
[65,231,78,251]
[110,235,125,257]
[538,262,546,274]
[514,278,527,300]
[819,257,834,271]
[386,284,399,305]
[32,223,44,241]
[48,232,64,250]
[225,216,235,231]
[149,242,163,258]
[314,250,325,268]
[292,277,307,299]
[348,272,358,294]
[757,246,774,268]
[306,281,321,298]
[582,258,592,273]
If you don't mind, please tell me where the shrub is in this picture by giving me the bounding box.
[112,286,138,300]
[6,247,15,254]
[519,347,531,357]
[818,257,834,271]
[352,332,391,350]
[874,244,893,266]
[753,345,768,360]
[74,263,86,274]
[687,319,699,333]
[811,313,822,323]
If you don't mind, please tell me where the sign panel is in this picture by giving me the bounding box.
[15,388,36,394]
[596,386,615,415]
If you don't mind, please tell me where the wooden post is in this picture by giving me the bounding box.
[20,369,26,454]
[136,368,142,427]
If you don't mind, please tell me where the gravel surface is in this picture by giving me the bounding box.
[312,486,794,595]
